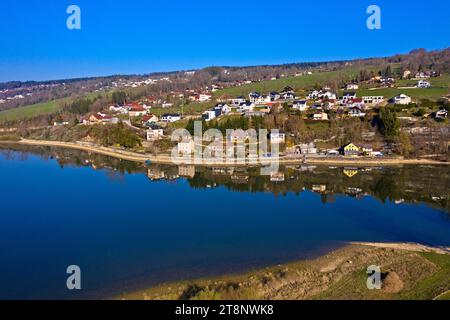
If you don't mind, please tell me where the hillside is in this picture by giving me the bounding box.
[1,47,449,122]
[118,243,450,300]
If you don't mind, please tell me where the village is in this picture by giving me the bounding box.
[75,68,448,162]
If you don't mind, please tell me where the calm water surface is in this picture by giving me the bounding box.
[0,146,449,299]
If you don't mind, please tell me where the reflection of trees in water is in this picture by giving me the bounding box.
[1,144,449,211]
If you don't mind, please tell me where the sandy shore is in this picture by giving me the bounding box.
[1,139,449,167]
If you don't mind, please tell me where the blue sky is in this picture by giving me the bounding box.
[0,0,449,82]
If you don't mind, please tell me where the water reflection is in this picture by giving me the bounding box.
[1,144,449,212]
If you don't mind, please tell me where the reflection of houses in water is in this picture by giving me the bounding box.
[147,166,179,181]
[270,172,285,182]
[312,185,327,193]
[178,165,196,178]
[147,168,165,181]
[231,174,249,184]
[293,165,316,172]
[346,187,364,198]
[343,168,359,178]
[212,167,235,176]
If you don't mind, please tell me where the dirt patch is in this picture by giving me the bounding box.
[382,272,404,293]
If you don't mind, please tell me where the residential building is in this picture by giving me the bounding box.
[348,107,366,117]
[292,100,309,111]
[177,138,195,154]
[435,109,448,120]
[346,83,359,90]
[198,94,212,102]
[312,112,329,121]
[161,113,181,122]
[231,96,246,106]
[297,143,317,154]
[109,105,129,114]
[128,104,147,117]
[417,80,431,88]
[141,114,159,126]
[392,94,412,105]
[227,129,249,142]
[340,143,360,156]
[146,125,164,141]
[269,132,286,144]
[237,102,254,113]
[202,110,217,122]
[362,96,384,105]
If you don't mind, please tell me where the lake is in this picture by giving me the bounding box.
[0,145,449,299]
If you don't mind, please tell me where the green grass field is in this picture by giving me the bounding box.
[214,68,365,98]
[0,98,69,122]
[349,87,449,101]
[0,91,110,122]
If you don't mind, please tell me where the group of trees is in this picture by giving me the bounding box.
[91,123,141,149]
[378,107,400,139]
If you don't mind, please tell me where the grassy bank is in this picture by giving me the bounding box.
[117,243,450,300]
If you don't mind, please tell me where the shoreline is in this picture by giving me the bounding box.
[117,242,450,300]
[1,139,449,167]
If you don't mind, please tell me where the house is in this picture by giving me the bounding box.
[322,91,337,100]
[109,105,129,114]
[162,102,173,108]
[202,110,217,122]
[292,100,309,111]
[83,112,116,125]
[417,80,431,88]
[312,112,329,121]
[307,90,320,99]
[392,94,412,105]
[297,143,317,154]
[281,86,294,94]
[244,111,266,117]
[146,125,164,141]
[340,143,360,156]
[214,103,231,115]
[403,70,411,79]
[434,109,448,120]
[161,113,181,122]
[177,138,195,154]
[346,98,365,109]
[415,72,430,79]
[348,106,366,117]
[198,94,212,102]
[269,132,286,144]
[362,96,384,105]
[281,92,295,100]
[141,114,159,126]
[346,83,359,90]
[269,91,281,101]
[128,104,147,117]
[231,96,246,106]
[227,129,249,142]
[237,102,254,113]
[249,92,271,105]
[341,92,357,102]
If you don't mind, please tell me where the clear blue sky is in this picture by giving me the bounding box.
[0,0,449,82]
